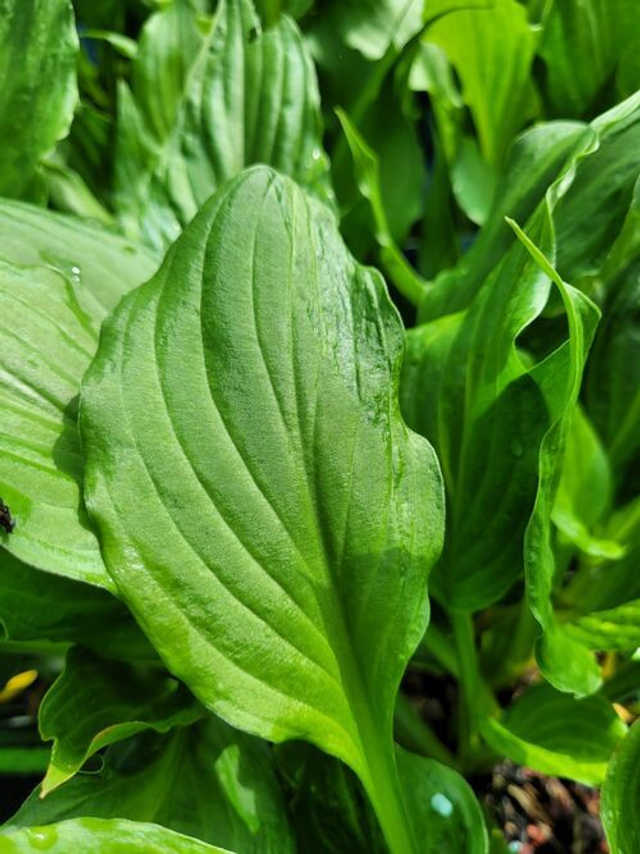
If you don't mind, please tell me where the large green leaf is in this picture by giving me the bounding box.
[39,648,203,795]
[0,818,234,854]
[11,722,294,854]
[0,0,78,198]
[479,682,626,785]
[0,205,157,586]
[115,0,330,251]
[601,720,640,854]
[538,0,640,117]
[80,166,444,853]
[516,228,602,696]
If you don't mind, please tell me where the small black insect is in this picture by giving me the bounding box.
[0,499,15,534]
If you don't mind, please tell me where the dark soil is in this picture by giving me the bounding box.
[402,667,609,853]
[478,761,608,854]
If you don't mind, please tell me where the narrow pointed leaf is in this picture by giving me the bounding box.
[131,0,205,142]
[80,166,444,853]
[551,92,640,283]
[586,258,640,481]
[512,222,602,696]
[336,109,427,306]
[552,407,621,559]
[420,120,586,320]
[402,209,557,609]
[420,92,640,322]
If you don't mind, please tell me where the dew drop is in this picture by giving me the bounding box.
[430,792,454,817]
[27,827,58,850]
[311,148,322,162]
[510,437,524,458]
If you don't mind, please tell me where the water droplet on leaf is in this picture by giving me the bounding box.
[430,792,454,817]
[510,438,524,458]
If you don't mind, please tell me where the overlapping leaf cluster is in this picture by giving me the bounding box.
[0,1,639,853]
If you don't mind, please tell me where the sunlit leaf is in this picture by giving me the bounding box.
[479,682,626,785]
[0,818,234,854]
[80,166,445,853]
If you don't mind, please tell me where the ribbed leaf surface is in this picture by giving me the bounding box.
[81,166,444,852]
[116,0,330,251]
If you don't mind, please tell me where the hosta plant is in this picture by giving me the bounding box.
[0,1,639,853]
